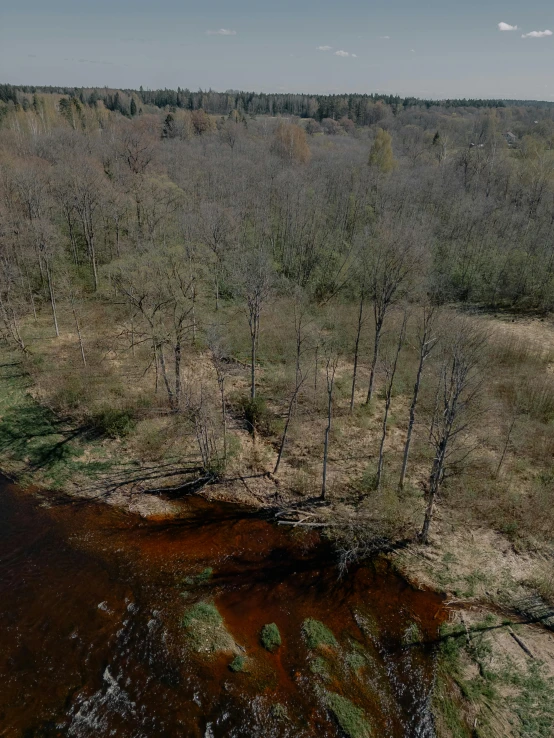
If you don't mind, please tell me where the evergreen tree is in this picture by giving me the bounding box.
[130,98,137,117]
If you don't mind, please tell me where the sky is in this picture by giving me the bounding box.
[1,0,554,100]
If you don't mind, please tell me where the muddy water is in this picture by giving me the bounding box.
[0,476,446,737]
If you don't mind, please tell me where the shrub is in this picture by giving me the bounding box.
[90,408,135,438]
[302,618,338,649]
[239,395,273,435]
[260,622,282,652]
[271,703,288,720]
[229,654,246,672]
[326,693,372,738]
[182,602,235,653]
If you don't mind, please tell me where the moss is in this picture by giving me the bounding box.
[182,602,235,654]
[310,656,330,678]
[326,693,372,738]
[402,621,423,646]
[229,654,247,672]
[183,567,213,586]
[302,618,338,649]
[260,622,282,652]
[346,651,366,671]
[271,703,288,720]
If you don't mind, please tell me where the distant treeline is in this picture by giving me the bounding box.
[3,82,554,123]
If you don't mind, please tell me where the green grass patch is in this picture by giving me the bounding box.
[310,656,330,678]
[229,654,247,672]
[302,618,338,649]
[182,602,235,654]
[260,622,282,652]
[346,651,366,671]
[326,693,372,738]
[183,567,213,586]
[271,703,288,720]
[402,621,423,646]
[89,407,136,438]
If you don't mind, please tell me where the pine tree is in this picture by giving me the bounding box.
[368,128,396,173]
[130,98,137,117]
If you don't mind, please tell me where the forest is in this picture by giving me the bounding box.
[2,87,554,735]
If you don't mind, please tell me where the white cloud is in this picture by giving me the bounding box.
[498,22,518,31]
[521,29,552,38]
[334,50,350,57]
[379,35,391,39]
[316,45,332,51]
[206,28,237,36]
[351,53,358,57]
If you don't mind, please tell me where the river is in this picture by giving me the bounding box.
[0,475,445,737]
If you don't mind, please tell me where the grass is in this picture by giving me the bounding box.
[271,703,288,720]
[260,622,281,652]
[229,654,247,672]
[326,693,372,738]
[302,618,338,649]
[402,621,423,646]
[182,602,236,654]
[346,651,366,671]
[310,656,330,678]
[183,567,213,586]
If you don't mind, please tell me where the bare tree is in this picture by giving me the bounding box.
[236,249,273,400]
[208,334,231,467]
[112,247,197,412]
[421,320,485,543]
[349,270,368,412]
[399,306,438,490]
[375,312,407,490]
[321,351,339,500]
[364,222,421,405]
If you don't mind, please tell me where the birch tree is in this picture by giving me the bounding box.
[421,320,484,543]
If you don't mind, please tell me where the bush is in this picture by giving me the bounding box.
[260,622,282,652]
[302,618,338,649]
[239,395,273,435]
[326,693,372,738]
[182,602,235,653]
[229,654,247,672]
[90,408,136,438]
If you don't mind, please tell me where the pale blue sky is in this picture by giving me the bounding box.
[1,0,553,99]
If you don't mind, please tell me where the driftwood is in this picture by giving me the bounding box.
[508,627,534,659]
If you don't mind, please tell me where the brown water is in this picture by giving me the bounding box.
[0,476,446,737]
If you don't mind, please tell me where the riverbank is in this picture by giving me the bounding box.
[2,320,554,737]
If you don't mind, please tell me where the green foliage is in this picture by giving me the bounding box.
[310,656,330,677]
[509,662,554,737]
[346,651,366,671]
[238,395,274,435]
[182,602,235,653]
[368,128,396,173]
[229,655,247,672]
[271,703,288,720]
[302,618,338,649]
[402,621,423,646]
[183,567,213,586]
[89,408,136,438]
[260,622,282,652]
[326,693,372,738]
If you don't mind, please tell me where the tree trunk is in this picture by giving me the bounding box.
[274,380,303,475]
[250,308,258,399]
[174,340,182,410]
[45,258,59,337]
[72,304,86,366]
[421,448,445,543]
[399,359,424,489]
[366,319,382,405]
[350,292,364,412]
[158,344,176,410]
